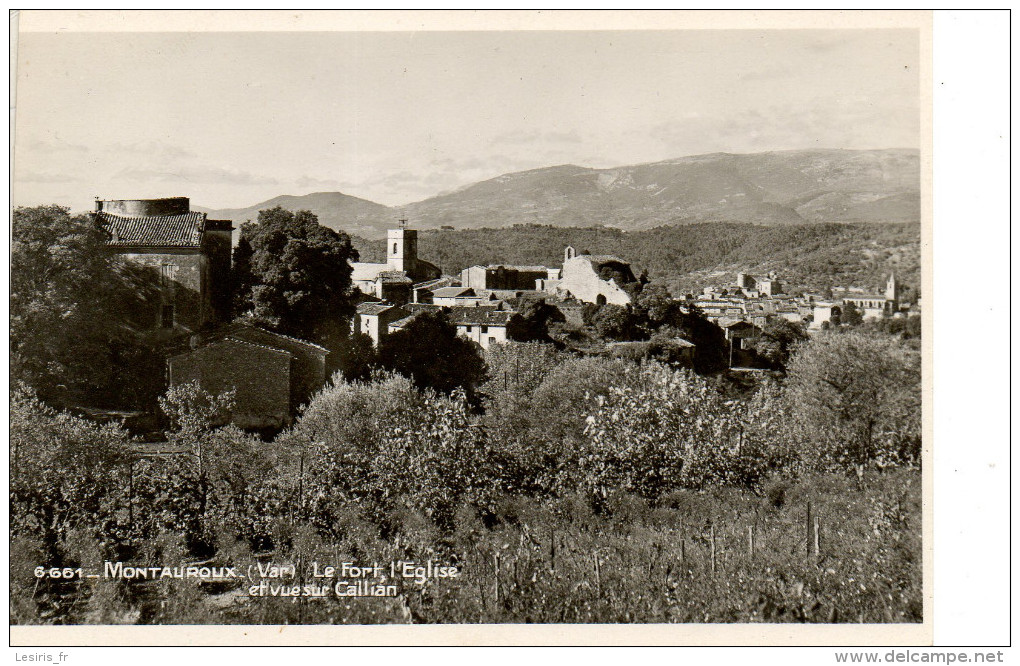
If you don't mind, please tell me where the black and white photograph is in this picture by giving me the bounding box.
[8,9,973,649]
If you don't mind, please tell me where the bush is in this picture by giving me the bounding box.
[784,331,921,473]
[581,363,784,500]
[10,385,132,557]
[293,372,494,531]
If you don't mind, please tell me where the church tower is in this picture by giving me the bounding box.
[387,219,418,277]
[885,273,900,313]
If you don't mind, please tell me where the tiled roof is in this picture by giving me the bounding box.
[97,211,206,247]
[414,276,460,290]
[378,271,413,284]
[223,337,295,356]
[720,318,758,330]
[433,287,476,298]
[480,289,524,299]
[225,322,331,353]
[404,303,443,314]
[482,264,550,272]
[357,302,400,316]
[450,310,516,326]
[388,314,420,330]
[841,294,888,301]
[169,336,293,361]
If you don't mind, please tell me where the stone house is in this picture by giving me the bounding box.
[432,286,486,308]
[93,197,233,339]
[810,303,842,330]
[93,196,333,430]
[167,323,328,429]
[461,264,558,291]
[449,308,516,350]
[412,276,461,304]
[353,302,405,346]
[168,338,292,430]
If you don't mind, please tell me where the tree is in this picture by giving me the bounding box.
[230,225,257,317]
[841,302,864,327]
[377,311,487,402]
[481,341,563,442]
[784,331,921,477]
[868,314,922,342]
[753,317,809,369]
[232,207,359,349]
[519,356,634,495]
[10,384,132,561]
[633,284,683,333]
[333,332,378,382]
[591,304,637,341]
[506,299,563,342]
[673,304,728,374]
[11,205,160,407]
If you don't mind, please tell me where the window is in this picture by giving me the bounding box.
[488,337,496,346]
[481,325,488,333]
[393,242,398,255]
[465,325,473,332]
[161,304,175,329]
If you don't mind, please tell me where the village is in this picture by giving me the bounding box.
[86,195,919,433]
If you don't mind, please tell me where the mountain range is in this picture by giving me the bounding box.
[202,148,920,240]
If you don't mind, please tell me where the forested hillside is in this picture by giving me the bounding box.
[353,222,921,294]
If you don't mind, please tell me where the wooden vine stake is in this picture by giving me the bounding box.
[805,502,813,558]
[493,552,501,606]
[710,523,717,575]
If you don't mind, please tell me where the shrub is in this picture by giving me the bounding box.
[581,363,783,500]
[293,372,494,532]
[784,331,921,474]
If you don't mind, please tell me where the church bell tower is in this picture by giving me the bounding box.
[885,273,901,313]
[387,218,418,277]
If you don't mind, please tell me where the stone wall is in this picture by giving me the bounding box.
[227,326,327,411]
[168,339,292,430]
[114,249,209,335]
[559,257,632,306]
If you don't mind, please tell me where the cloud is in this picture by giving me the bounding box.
[644,101,918,157]
[490,128,584,147]
[108,141,199,161]
[295,175,342,188]
[428,156,488,171]
[21,138,91,156]
[15,169,80,184]
[112,165,279,186]
[737,66,793,83]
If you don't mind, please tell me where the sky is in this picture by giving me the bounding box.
[13,28,920,211]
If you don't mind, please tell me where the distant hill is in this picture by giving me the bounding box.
[203,191,393,240]
[203,149,920,239]
[399,149,919,233]
[353,221,921,296]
